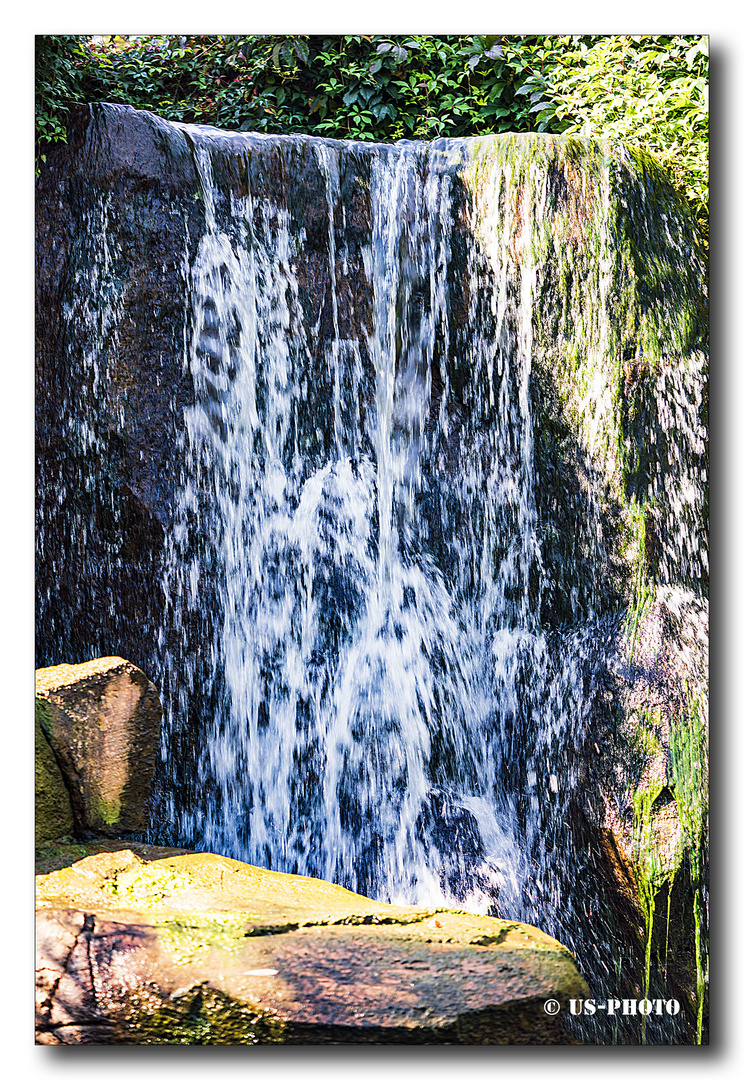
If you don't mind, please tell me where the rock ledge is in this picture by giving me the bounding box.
[36,847,588,1044]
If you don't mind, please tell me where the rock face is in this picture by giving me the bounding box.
[607,588,708,885]
[35,848,588,1044]
[36,658,162,838]
[601,588,709,1033]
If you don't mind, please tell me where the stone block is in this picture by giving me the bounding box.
[36,658,162,837]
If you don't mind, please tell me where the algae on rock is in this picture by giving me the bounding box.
[35,698,74,844]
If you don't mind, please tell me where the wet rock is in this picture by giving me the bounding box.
[36,658,162,837]
[608,589,708,879]
[597,589,709,1027]
[35,848,587,1044]
[35,104,199,672]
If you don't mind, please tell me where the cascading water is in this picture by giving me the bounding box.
[36,104,708,1043]
[160,135,531,911]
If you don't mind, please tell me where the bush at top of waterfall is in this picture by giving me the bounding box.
[35,34,707,242]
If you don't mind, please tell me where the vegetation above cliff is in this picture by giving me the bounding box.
[36,34,707,242]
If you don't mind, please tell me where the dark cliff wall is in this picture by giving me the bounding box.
[36,105,374,669]
[36,105,200,669]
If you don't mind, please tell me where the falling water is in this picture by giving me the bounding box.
[36,107,708,1043]
[158,135,532,910]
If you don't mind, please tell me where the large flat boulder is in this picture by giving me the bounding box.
[36,848,588,1044]
[35,658,162,837]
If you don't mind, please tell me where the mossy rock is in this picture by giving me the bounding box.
[36,847,588,1044]
[35,657,162,837]
[35,698,74,844]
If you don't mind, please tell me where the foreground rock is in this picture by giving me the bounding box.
[36,659,162,837]
[36,848,587,1044]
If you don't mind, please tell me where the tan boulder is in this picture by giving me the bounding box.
[36,847,588,1044]
[35,658,162,837]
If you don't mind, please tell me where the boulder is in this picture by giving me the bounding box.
[36,848,588,1044]
[35,658,162,838]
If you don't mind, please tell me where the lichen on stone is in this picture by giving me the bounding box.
[150,911,262,965]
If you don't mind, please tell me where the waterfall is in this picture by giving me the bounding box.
[159,134,529,910]
[36,105,708,1043]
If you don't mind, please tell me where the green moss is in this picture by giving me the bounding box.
[622,690,706,1043]
[120,983,286,1044]
[630,749,666,1045]
[151,912,262,965]
[35,839,89,872]
[624,515,654,662]
[101,860,195,907]
[35,698,75,844]
[669,686,708,1044]
[35,695,53,736]
[90,790,121,827]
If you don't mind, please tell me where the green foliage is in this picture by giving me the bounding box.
[537,36,709,243]
[35,34,708,238]
[35,36,90,169]
[70,34,551,142]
